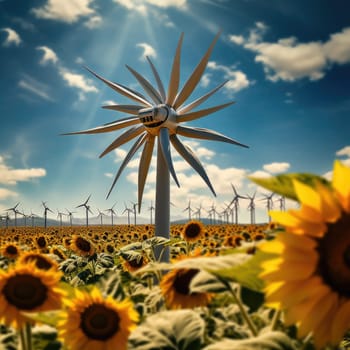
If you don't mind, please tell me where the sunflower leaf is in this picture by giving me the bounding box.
[202,330,296,350]
[128,309,205,350]
[210,249,276,292]
[249,173,330,201]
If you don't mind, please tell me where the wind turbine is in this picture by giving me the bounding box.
[6,202,20,227]
[42,201,53,229]
[76,195,93,227]
[105,203,117,226]
[131,202,138,225]
[57,210,67,227]
[260,192,275,223]
[97,209,106,225]
[183,200,193,221]
[30,211,39,227]
[247,192,256,224]
[123,203,133,225]
[63,32,248,261]
[66,209,75,226]
[148,201,155,225]
[229,184,248,224]
[276,195,286,212]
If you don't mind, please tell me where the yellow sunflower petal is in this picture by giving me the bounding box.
[315,182,341,223]
[277,232,317,250]
[260,260,315,281]
[293,180,322,215]
[297,290,337,338]
[332,160,350,213]
[269,210,302,227]
[331,299,350,344]
[283,285,330,326]
[312,295,339,350]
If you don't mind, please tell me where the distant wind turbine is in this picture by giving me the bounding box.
[123,202,133,225]
[76,195,93,227]
[247,192,256,224]
[97,209,106,225]
[63,32,248,261]
[6,202,20,227]
[66,208,75,226]
[57,210,67,227]
[229,184,248,224]
[42,201,53,229]
[260,192,275,223]
[183,200,193,221]
[148,201,155,225]
[105,203,117,226]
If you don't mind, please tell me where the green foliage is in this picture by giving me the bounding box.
[249,173,330,201]
[129,309,205,350]
[202,331,296,350]
[211,249,276,292]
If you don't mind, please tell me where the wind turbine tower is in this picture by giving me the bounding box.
[76,195,93,227]
[42,201,53,229]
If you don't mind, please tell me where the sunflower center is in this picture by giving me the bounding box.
[3,274,48,310]
[173,269,199,295]
[5,245,18,255]
[318,212,350,297]
[81,304,120,340]
[128,256,144,268]
[75,237,92,252]
[184,223,201,238]
[36,236,47,248]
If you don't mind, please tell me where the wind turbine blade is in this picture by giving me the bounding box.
[147,56,166,103]
[85,194,91,204]
[166,32,184,106]
[159,128,180,187]
[99,125,145,158]
[106,134,147,199]
[177,80,228,114]
[62,116,140,135]
[170,134,216,196]
[177,101,234,123]
[138,135,155,211]
[85,66,152,107]
[102,104,143,115]
[173,31,221,109]
[126,65,163,105]
[177,125,249,148]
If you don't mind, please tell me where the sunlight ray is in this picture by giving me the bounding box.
[102,104,143,115]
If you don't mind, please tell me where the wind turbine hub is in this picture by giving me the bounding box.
[139,104,177,134]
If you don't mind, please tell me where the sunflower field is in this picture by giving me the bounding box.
[0,160,349,350]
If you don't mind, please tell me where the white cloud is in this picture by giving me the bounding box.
[230,23,350,82]
[136,43,157,60]
[1,27,21,46]
[113,148,128,162]
[84,15,102,28]
[59,68,98,93]
[104,172,113,178]
[323,27,350,64]
[31,0,96,23]
[263,162,290,173]
[248,170,272,179]
[36,46,58,65]
[113,0,186,13]
[18,75,54,102]
[0,188,18,200]
[336,145,350,158]
[228,34,244,45]
[200,73,211,88]
[207,61,250,93]
[0,156,46,185]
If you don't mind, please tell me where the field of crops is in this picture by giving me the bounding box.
[0,216,349,349]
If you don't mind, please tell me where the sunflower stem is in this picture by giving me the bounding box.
[25,323,33,350]
[270,309,282,331]
[19,327,27,350]
[218,277,258,336]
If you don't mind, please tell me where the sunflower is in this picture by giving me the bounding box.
[122,255,149,273]
[58,287,139,350]
[160,251,214,309]
[0,262,65,329]
[18,252,59,271]
[70,235,95,257]
[260,160,350,349]
[1,243,21,259]
[181,220,205,243]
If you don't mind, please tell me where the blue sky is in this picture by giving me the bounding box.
[0,0,350,224]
